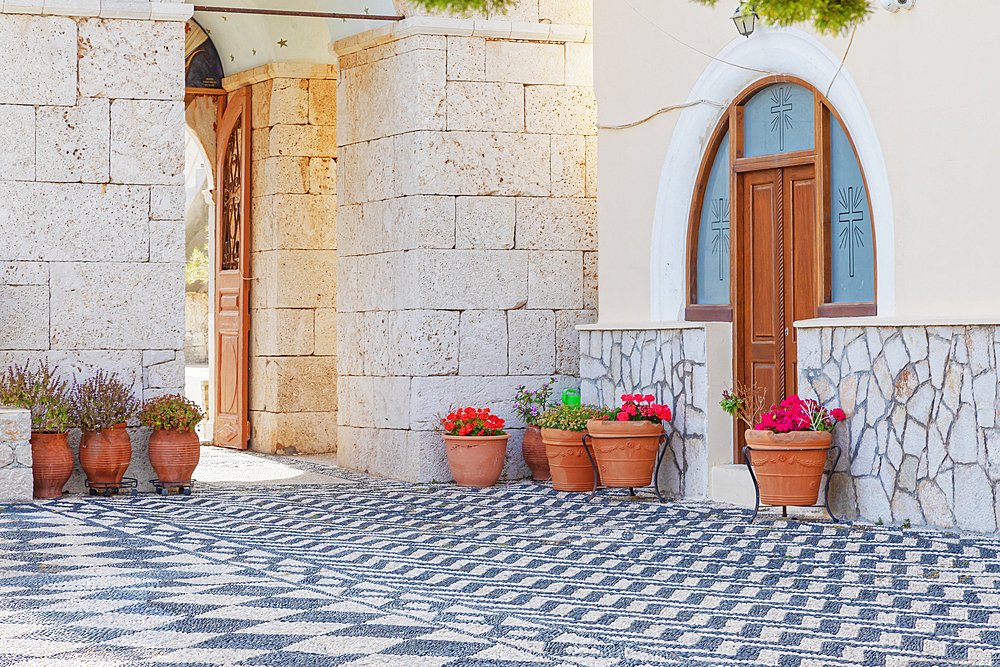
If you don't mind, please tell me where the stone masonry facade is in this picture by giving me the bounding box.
[798,324,1000,534]
[0,407,32,502]
[580,328,709,499]
[222,64,340,455]
[0,4,192,492]
[334,18,597,482]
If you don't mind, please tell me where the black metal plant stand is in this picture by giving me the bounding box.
[151,479,196,496]
[742,444,842,524]
[86,477,138,497]
[580,431,670,503]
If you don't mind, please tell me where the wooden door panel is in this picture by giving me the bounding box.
[785,166,817,395]
[735,164,818,462]
[214,88,251,450]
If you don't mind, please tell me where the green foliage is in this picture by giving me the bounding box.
[70,371,140,432]
[404,0,514,16]
[692,0,872,36]
[186,245,209,286]
[140,394,205,432]
[537,404,606,432]
[0,361,73,433]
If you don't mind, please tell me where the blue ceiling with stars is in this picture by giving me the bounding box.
[187,0,397,76]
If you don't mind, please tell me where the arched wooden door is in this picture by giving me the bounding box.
[213,88,251,449]
[685,78,878,464]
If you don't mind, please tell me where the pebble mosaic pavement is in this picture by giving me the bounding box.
[2,453,1000,667]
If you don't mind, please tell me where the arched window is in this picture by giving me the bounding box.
[686,77,876,321]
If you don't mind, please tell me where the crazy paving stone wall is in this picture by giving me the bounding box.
[0,5,192,492]
[798,325,1000,533]
[579,328,708,499]
[334,20,597,482]
[223,64,339,455]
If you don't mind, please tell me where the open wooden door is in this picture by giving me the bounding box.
[735,164,818,461]
[213,88,251,449]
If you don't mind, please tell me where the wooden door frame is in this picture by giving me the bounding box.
[213,87,251,450]
[683,76,880,463]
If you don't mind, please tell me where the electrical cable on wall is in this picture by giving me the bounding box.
[599,0,861,131]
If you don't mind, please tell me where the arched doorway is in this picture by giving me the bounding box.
[183,127,215,441]
[686,77,877,461]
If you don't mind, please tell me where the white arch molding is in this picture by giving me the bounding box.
[649,27,895,320]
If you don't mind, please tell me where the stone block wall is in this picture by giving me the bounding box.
[222,64,339,455]
[798,324,1000,533]
[0,407,32,502]
[579,328,709,498]
[334,20,596,482]
[0,5,191,492]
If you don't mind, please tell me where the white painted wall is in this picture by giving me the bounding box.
[594,0,1000,322]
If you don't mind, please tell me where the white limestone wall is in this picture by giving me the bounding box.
[0,407,32,502]
[0,4,191,491]
[334,20,596,482]
[798,322,1000,534]
[222,64,340,455]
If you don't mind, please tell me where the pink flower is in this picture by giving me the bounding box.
[616,412,629,421]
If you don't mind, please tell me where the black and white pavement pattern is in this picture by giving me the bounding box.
[1,453,999,667]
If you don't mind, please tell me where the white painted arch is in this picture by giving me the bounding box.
[649,27,895,320]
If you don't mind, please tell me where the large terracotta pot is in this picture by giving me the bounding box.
[521,425,550,481]
[443,434,510,488]
[542,428,601,492]
[79,424,132,486]
[30,432,73,499]
[585,419,664,487]
[744,429,831,506]
[148,428,201,484]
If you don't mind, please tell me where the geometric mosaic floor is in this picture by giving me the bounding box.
[2,453,999,667]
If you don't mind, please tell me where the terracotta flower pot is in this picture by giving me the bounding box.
[79,424,132,486]
[443,434,510,488]
[542,427,601,492]
[585,419,664,487]
[148,428,201,484]
[30,432,73,499]
[744,429,831,506]
[521,425,550,481]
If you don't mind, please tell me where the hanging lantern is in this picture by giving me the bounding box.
[731,3,757,38]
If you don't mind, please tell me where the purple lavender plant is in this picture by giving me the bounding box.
[69,370,140,432]
[0,360,73,433]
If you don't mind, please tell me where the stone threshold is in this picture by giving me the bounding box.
[332,15,593,56]
[576,321,708,331]
[223,62,339,92]
[1,1,193,21]
[795,315,1000,328]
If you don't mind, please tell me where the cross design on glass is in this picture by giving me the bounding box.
[769,87,794,151]
[709,197,730,281]
[838,186,866,278]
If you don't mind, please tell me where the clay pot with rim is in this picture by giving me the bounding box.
[30,432,74,499]
[743,429,831,506]
[79,424,132,486]
[542,427,602,492]
[585,419,664,487]
[521,425,550,481]
[149,428,200,484]
[443,434,510,488]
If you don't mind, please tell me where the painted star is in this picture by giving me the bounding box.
[277,39,288,47]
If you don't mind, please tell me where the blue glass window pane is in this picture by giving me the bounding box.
[830,117,875,303]
[696,132,730,305]
[743,83,814,157]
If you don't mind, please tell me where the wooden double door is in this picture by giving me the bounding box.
[735,163,818,458]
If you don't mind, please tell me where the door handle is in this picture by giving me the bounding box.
[784,327,789,337]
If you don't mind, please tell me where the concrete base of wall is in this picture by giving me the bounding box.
[710,464,755,508]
